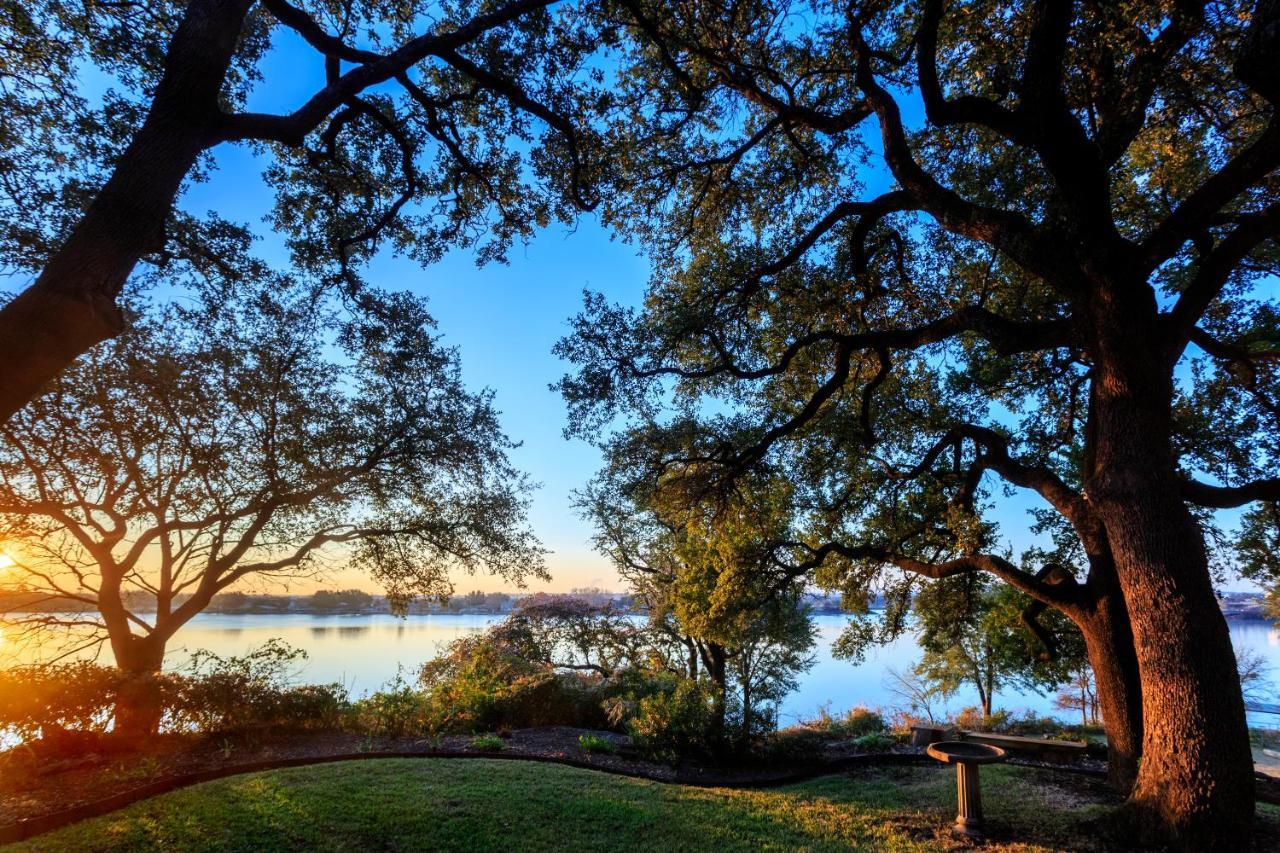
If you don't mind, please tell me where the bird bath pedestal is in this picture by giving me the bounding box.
[926,741,1008,839]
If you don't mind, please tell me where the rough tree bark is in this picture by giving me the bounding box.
[110,633,168,740]
[1076,582,1144,794]
[0,0,254,422]
[1089,304,1254,848]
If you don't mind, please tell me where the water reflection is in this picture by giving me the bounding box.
[4,613,1278,723]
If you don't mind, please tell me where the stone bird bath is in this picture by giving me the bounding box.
[926,740,1008,838]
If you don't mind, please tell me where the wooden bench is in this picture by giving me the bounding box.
[910,725,954,747]
[956,731,1088,764]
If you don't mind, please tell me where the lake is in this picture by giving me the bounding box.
[7,612,1274,727]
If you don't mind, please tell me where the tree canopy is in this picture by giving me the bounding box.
[0,270,543,690]
[557,0,1279,844]
[0,0,603,419]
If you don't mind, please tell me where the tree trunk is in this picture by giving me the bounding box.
[1077,579,1144,793]
[111,634,168,741]
[701,641,728,747]
[1089,350,1254,848]
[0,0,253,421]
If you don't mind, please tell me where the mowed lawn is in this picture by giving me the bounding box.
[9,758,1279,852]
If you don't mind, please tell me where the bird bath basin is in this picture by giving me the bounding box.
[926,741,1008,838]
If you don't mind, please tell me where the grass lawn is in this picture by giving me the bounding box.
[9,758,1280,852]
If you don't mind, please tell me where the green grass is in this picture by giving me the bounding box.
[8,759,1278,852]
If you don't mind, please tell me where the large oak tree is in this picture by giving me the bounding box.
[0,0,598,420]
[0,269,543,735]
[558,0,1280,846]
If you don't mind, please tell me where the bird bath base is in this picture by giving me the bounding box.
[926,740,1008,839]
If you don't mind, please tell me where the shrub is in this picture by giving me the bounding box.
[0,640,353,751]
[578,733,618,754]
[625,678,716,762]
[798,704,886,738]
[349,672,433,738]
[0,662,142,745]
[851,732,896,752]
[757,727,826,762]
[417,632,608,734]
[470,734,506,751]
[952,707,1010,733]
[172,640,348,734]
[838,707,886,737]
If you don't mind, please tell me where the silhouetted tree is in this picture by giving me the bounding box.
[0,0,598,419]
[0,276,542,734]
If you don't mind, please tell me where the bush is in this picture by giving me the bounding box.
[0,640,352,751]
[757,727,826,762]
[799,704,886,738]
[838,707,886,737]
[951,707,1010,733]
[470,734,506,751]
[851,732,896,752]
[349,673,433,738]
[172,640,348,734]
[0,661,142,744]
[417,632,608,734]
[625,678,716,762]
[578,733,618,754]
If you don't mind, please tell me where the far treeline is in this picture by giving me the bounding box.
[0,1,1277,850]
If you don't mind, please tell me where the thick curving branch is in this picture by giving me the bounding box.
[1181,476,1280,508]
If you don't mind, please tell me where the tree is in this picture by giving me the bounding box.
[883,665,949,726]
[0,0,599,420]
[497,594,647,678]
[912,574,1082,718]
[310,589,375,612]
[0,275,543,735]
[580,464,816,746]
[559,1,1279,844]
[1054,666,1102,727]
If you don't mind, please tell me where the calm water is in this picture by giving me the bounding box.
[4,613,1278,727]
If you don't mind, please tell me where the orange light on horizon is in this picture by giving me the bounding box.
[0,553,14,571]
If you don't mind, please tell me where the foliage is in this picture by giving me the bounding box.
[309,590,375,613]
[850,733,896,753]
[469,734,506,752]
[349,672,434,739]
[0,661,146,743]
[910,575,1083,717]
[0,641,348,748]
[577,733,618,754]
[625,678,718,762]
[0,276,544,691]
[416,616,611,735]
[578,467,816,748]
[800,705,887,739]
[174,640,347,735]
[556,1,1280,836]
[951,707,1012,733]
